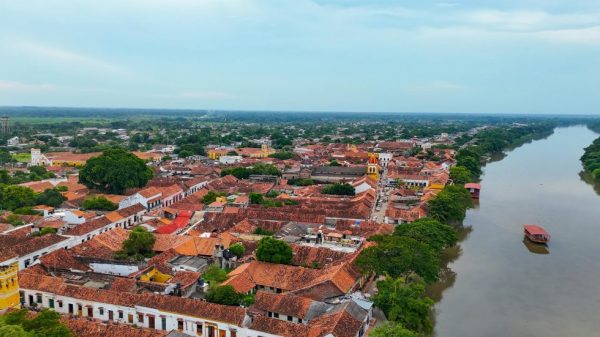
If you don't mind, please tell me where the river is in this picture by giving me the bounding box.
[433,126,600,337]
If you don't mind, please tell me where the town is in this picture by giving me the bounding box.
[0,113,557,337]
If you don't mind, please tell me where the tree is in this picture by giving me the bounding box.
[79,148,153,194]
[202,191,225,204]
[355,236,440,283]
[36,188,66,208]
[81,196,118,211]
[249,193,264,204]
[202,265,229,286]
[369,322,419,337]
[229,243,245,258]
[253,228,274,236]
[205,285,243,306]
[329,159,341,166]
[0,308,73,337]
[115,227,156,261]
[256,237,292,264]
[321,183,355,196]
[449,166,473,185]
[427,185,472,223]
[269,152,295,160]
[0,185,37,211]
[373,276,434,334]
[394,217,458,253]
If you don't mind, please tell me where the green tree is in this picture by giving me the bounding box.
[355,236,440,283]
[202,191,225,204]
[449,166,473,185]
[369,322,419,337]
[0,325,30,337]
[427,185,472,223]
[229,243,245,258]
[374,276,434,334]
[0,185,37,211]
[115,227,156,261]
[269,152,295,160]
[36,188,66,208]
[256,237,292,264]
[249,193,264,204]
[394,217,458,253]
[81,196,118,211]
[202,265,229,287]
[79,148,153,194]
[321,183,355,196]
[0,308,73,337]
[205,285,243,306]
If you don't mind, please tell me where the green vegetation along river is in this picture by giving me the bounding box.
[432,126,600,337]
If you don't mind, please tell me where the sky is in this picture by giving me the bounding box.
[0,0,599,114]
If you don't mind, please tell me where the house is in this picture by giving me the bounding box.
[7,136,19,146]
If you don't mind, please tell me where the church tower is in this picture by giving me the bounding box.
[0,255,20,312]
[367,153,379,180]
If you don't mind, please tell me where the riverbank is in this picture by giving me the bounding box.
[580,135,600,182]
[433,126,600,337]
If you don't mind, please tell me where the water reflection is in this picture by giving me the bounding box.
[579,171,600,196]
[433,127,600,337]
[522,238,550,255]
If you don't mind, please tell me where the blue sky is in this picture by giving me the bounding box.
[0,0,599,114]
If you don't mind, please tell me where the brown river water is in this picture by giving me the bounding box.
[431,126,600,337]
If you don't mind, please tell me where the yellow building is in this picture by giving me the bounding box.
[367,153,379,180]
[0,256,20,312]
[138,267,172,283]
[208,147,232,160]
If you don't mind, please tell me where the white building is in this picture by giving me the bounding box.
[7,136,19,146]
[378,152,393,167]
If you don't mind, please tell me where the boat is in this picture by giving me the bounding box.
[523,224,550,244]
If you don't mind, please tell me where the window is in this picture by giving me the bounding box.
[36,294,42,303]
[118,311,124,319]
[58,300,63,308]
[230,330,237,337]
[273,313,279,318]
[99,307,104,315]
[196,322,203,335]
[177,320,184,331]
[287,316,293,322]
[161,317,167,330]
[138,313,144,324]
[48,299,55,308]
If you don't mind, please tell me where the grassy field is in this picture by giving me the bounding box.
[12,153,31,163]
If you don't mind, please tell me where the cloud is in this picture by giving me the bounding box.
[0,80,57,92]
[16,41,127,74]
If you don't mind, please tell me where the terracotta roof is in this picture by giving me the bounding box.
[173,237,223,256]
[71,227,129,260]
[139,187,162,199]
[63,216,112,236]
[64,316,167,337]
[39,249,91,272]
[252,291,314,319]
[153,234,191,252]
[20,272,246,325]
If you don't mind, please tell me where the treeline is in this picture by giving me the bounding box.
[356,217,459,335]
[358,186,473,336]
[581,137,600,181]
[0,185,66,214]
[452,123,555,182]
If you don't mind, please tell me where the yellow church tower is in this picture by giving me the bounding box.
[367,153,379,180]
[0,254,20,312]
